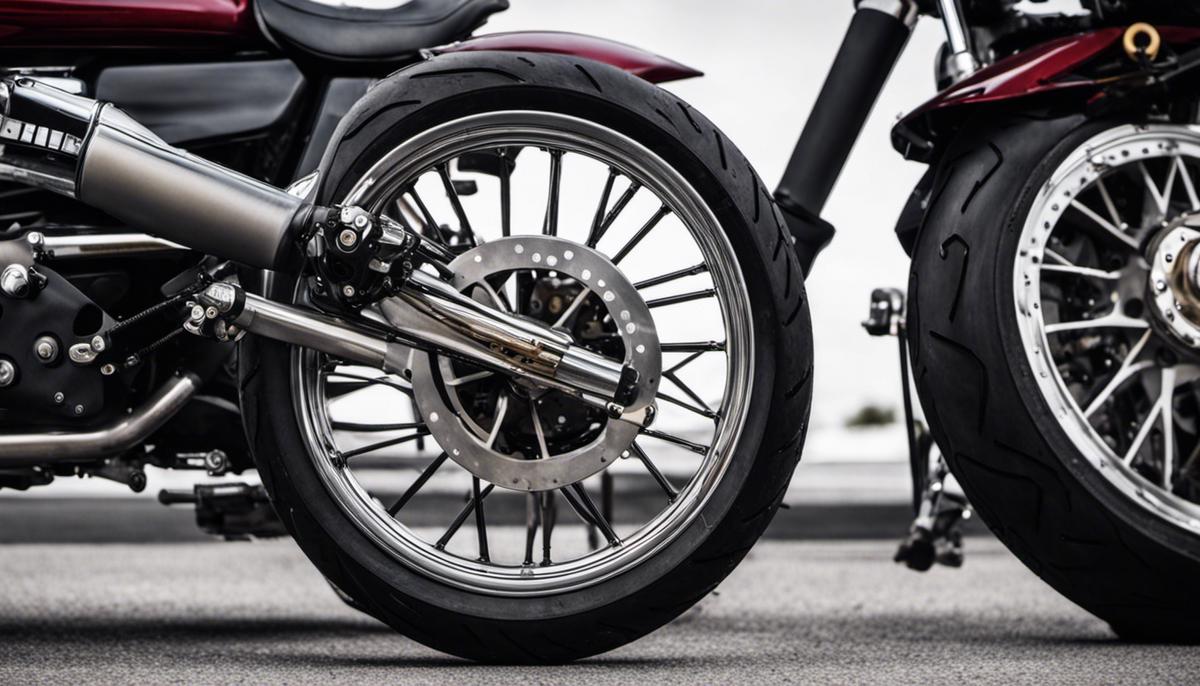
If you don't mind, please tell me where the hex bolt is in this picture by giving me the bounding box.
[33,335,59,363]
[353,214,369,229]
[0,359,15,387]
[0,264,30,298]
[338,229,358,249]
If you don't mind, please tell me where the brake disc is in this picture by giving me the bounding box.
[409,235,661,492]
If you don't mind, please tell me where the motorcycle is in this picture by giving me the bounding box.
[0,0,813,663]
[786,0,1200,644]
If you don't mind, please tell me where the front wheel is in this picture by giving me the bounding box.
[911,115,1200,641]
[239,52,813,663]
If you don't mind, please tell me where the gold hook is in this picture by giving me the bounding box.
[1123,22,1161,63]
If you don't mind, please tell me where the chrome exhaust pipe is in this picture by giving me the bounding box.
[0,373,199,465]
[0,78,303,269]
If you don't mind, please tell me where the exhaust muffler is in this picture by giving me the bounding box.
[0,77,304,269]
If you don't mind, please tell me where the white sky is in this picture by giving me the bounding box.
[486,1,948,428]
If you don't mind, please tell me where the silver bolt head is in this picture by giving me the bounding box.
[53,392,64,404]
[26,231,44,249]
[100,363,116,376]
[353,214,369,229]
[90,335,105,352]
[34,337,57,361]
[1157,280,1168,292]
[0,264,30,298]
[342,285,356,298]
[0,359,15,387]
[73,404,84,416]
[205,306,219,320]
[338,228,358,248]
[190,304,206,321]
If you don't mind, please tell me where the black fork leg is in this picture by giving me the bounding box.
[774,0,917,276]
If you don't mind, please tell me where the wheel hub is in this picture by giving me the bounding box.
[1148,223,1200,348]
[410,235,661,492]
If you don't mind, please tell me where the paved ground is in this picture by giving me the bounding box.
[2,537,1196,684]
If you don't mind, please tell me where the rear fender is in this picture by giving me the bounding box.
[431,31,702,84]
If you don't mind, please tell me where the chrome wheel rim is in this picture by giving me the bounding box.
[292,111,754,595]
[1015,124,1200,536]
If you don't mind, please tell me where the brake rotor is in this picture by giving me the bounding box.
[410,236,661,492]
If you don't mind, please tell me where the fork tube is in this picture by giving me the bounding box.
[774,0,917,276]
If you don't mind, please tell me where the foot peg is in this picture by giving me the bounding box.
[158,482,287,541]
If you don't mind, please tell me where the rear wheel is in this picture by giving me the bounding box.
[240,52,812,662]
[911,115,1200,641]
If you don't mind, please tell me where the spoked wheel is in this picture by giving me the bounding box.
[241,51,812,662]
[910,117,1200,643]
[296,111,752,594]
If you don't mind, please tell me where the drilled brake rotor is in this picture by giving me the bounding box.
[410,235,661,492]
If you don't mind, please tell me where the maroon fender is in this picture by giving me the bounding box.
[0,0,261,49]
[893,26,1200,160]
[432,31,702,84]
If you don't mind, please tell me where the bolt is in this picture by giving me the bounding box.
[342,285,356,298]
[73,404,84,416]
[0,359,15,387]
[100,363,116,376]
[1157,280,1168,292]
[0,264,30,298]
[190,304,206,321]
[338,229,358,248]
[33,335,59,363]
[52,391,64,404]
[1167,254,1175,263]
[205,306,219,320]
[90,335,105,352]
[353,214,369,229]
[26,231,44,250]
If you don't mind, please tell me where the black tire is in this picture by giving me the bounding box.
[909,113,1200,642]
[239,51,813,663]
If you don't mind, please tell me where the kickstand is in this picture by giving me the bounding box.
[862,288,971,571]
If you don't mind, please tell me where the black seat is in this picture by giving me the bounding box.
[255,0,509,64]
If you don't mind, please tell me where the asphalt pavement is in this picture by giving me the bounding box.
[2,536,1197,684]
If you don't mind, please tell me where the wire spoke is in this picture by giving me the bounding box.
[435,483,495,550]
[645,288,717,310]
[564,483,620,546]
[342,428,431,460]
[1044,305,1149,335]
[472,477,490,562]
[634,263,710,290]
[587,179,641,248]
[658,389,718,419]
[1069,199,1140,250]
[1095,176,1126,228]
[1083,330,1154,417]
[587,168,618,246]
[1178,156,1200,212]
[331,420,426,433]
[1140,160,1177,217]
[611,205,671,265]
[660,341,725,354]
[387,452,448,516]
[1163,368,1177,489]
[405,186,445,245]
[640,427,708,454]
[499,147,513,237]
[552,287,592,328]
[523,492,539,566]
[444,370,495,387]
[326,372,414,397]
[543,149,563,236]
[540,490,556,566]
[437,162,477,247]
[1040,249,1122,281]
[629,442,677,500]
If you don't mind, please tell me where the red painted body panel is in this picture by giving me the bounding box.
[0,0,262,49]
[434,31,702,84]
[895,26,1200,156]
